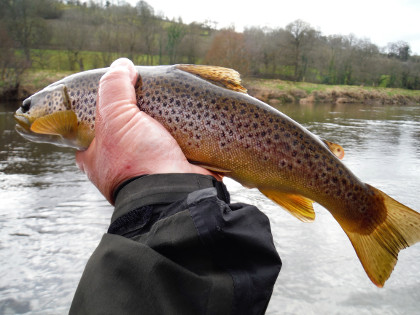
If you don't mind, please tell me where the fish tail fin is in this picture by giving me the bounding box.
[343,185,420,287]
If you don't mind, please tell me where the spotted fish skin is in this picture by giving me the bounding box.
[137,67,365,219]
[14,65,420,287]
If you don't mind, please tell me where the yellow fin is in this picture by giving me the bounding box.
[190,162,232,173]
[322,139,345,160]
[259,189,315,222]
[176,64,247,93]
[340,184,420,287]
[31,110,78,137]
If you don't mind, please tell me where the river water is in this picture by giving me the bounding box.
[1,101,419,314]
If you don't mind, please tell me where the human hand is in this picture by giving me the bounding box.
[76,58,218,204]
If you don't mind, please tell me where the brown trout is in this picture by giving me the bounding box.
[14,64,420,287]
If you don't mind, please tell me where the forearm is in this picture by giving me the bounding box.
[70,174,281,315]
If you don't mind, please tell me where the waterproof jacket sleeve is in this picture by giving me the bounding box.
[69,173,281,315]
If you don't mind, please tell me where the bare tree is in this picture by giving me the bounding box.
[166,18,186,64]
[205,27,250,74]
[285,19,317,81]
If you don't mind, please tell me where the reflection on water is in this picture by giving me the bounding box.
[1,102,419,314]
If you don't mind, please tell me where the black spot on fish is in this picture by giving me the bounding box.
[274,134,280,140]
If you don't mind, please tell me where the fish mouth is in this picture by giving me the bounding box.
[14,113,32,131]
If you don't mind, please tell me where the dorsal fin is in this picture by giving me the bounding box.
[175,64,247,93]
[322,139,345,160]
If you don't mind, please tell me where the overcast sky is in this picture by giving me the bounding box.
[123,0,420,55]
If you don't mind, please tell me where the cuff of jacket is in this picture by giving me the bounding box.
[111,173,230,224]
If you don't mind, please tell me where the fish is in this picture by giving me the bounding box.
[14,64,420,287]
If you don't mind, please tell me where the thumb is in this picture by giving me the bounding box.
[97,58,138,124]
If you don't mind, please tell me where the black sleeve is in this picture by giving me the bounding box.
[69,174,281,315]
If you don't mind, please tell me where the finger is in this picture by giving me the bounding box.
[110,58,138,86]
[98,59,138,115]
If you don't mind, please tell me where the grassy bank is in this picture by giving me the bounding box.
[245,78,420,105]
[7,70,420,106]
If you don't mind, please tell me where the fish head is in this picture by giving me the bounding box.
[14,70,104,150]
[16,83,71,122]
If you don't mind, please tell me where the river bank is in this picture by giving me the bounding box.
[245,78,420,106]
[3,70,420,106]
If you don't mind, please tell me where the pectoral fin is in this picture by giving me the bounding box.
[322,139,345,160]
[190,161,232,173]
[259,189,315,222]
[176,64,247,93]
[31,110,78,138]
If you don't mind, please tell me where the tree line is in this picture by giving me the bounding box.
[1,0,420,98]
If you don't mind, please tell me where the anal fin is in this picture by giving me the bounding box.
[259,189,315,222]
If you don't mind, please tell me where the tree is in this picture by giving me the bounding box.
[205,27,250,74]
[56,7,91,71]
[166,18,185,64]
[136,1,159,65]
[1,0,54,64]
[285,20,317,81]
[387,41,411,61]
